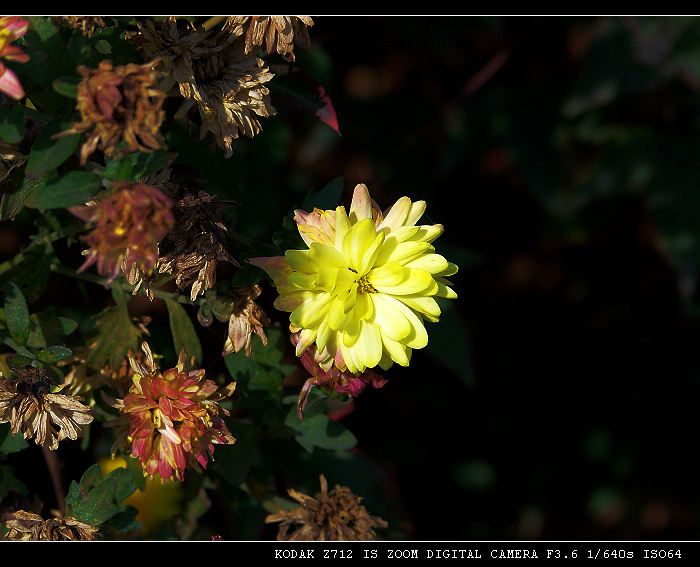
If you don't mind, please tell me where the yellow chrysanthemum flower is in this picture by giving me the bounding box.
[248,183,458,374]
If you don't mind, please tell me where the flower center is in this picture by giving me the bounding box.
[357,274,376,294]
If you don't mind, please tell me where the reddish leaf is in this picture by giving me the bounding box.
[269,65,340,135]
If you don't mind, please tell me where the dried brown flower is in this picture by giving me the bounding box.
[155,178,238,301]
[222,284,271,357]
[51,16,106,37]
[4,510,98,541]
[265,474,388,541]
[132,17,276,157]
[0,366,94,451]
[224,16,313,62]
[58,58,166,164]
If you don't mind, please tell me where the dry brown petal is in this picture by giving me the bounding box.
[4,510,98,541]
[223,285,271,357]
[0,368,94,451]
[58,59,166,164]
[265,474,387,541]
[224,16,313,62]
[131,17,276,157]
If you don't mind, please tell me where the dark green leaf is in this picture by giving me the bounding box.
[102,150,172,182]
[35,345,72,364]
[85,297,143,371]
[102,506,142,534]
[303,176,344,211]
[95,39,112,54]
[210,422,262,486]
[0,104,26,143]
[0,242,54,303]
[0,465,28,499]
[166,299,202,365]
[103,465,138,504]
[5,354,34,369]
[52,76,80,98]
[0,423,29,457]
[66,476,121,526]
[287,409,357,452]
[28,312,78,349]
[24,171,101,209]
[4,282,30,347]
[0,167,56,221]
[25,116,81,179]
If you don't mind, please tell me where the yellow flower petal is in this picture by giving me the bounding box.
[374,239,431,267]
[372,267,436,296]
[381,333,411,367]
[377,196,412,232]
[355,321,383,369]
[396,294,442,322]
[342,218,382,273]
[403,253,450,275]
[291,293,333,329]
[349,183,374,223]
[371,293,412,342]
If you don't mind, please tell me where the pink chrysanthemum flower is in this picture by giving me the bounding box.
[107,342,236,483]
[0,16,29,100]
[69,182,174,286]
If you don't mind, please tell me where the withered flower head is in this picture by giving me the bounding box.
[223,16,313,62]
[59,58,166,164]
[106,342,236,483]
[215,284,271,357]
[4,510,98,541]
[156,180,239,301]
[132,17,276,157]
[265,474,388,541]
[51,16,106,37]
[0,366,94,451]
[69,182,174,288]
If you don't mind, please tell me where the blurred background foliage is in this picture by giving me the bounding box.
[4,15,700,540]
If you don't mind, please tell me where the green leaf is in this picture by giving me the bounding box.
[286,405,357,452]
[0,465,28,500]
[166,299,202,365]
[95,39,112,54]
[0,167,56,221]
[5,354,34,369]
[0,423,29,457]
[85,297,143,371]
[303,176,344,211]
[35,345,72,364]
[52,76,80,98]
[102,150,172,182]
[210,422,262,486]
[28,312,78,349]
[65,476,121,526]
[25,116,81,179]
[0,242,54,303]
[24,170,102,210]
[4,282,30,347]
[0,104,26,144]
